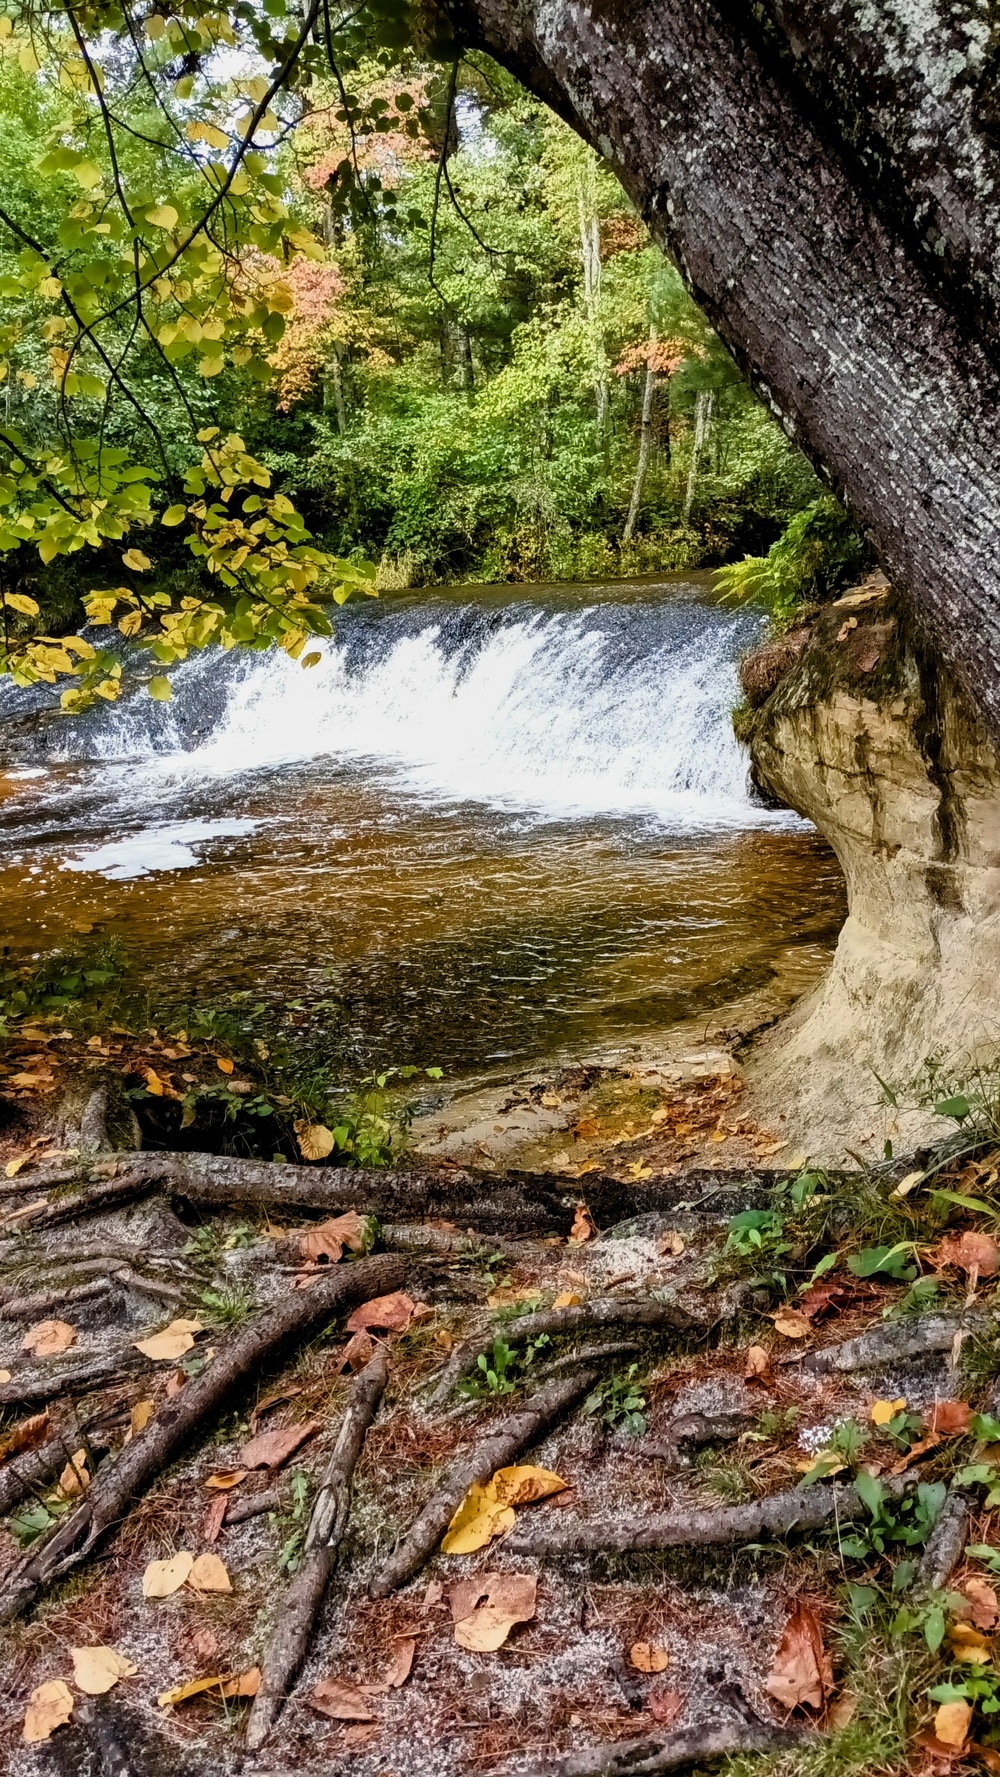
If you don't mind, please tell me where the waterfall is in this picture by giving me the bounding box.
[10,587,783,833]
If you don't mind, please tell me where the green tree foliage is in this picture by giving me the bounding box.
[0,2,853,710]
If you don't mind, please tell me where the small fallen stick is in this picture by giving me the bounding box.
[224,1486,282,1527]
[371,1367,600,1598]
[246,1348,388,1750]
[504,1474,914,1556]
[514,1717,805,1777]
[800,1313,982,1374]
[0,1350,151,1409]
[0,1252,407,1623]
[426,1296,702,1408]
[0,1277,112,1320]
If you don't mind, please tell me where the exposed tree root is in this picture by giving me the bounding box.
[513,1716,806,1776]
[0,1277,112,1320]
[0,1148,789,1237]
[224,1486,282,1527]
[371,1368,601,1597]
[504,1475,913,1556]
[0,1252,407,1623]
[918,1485,973,1590]
[247,1348,388,1750]
[0,1351,150,1409]
[426,1297,703,1408]
[800,1313,980,1373]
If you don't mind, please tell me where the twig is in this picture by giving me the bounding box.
[503,1474,914,1556]
[0,1253,407,1622]
[427,1297,702,1407]
[371,1368,600,1598]
[515,1718,805,1776]
[223,1487,282,1527]
[247,1349,388,1749]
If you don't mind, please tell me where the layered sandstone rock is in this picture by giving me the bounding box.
[742,581,1000,1158]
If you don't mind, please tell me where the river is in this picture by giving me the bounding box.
[0,572,846,1082]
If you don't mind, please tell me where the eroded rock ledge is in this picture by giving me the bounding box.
[741,579,1000,1157]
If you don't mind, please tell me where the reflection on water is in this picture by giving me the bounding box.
[0,573,846,1077]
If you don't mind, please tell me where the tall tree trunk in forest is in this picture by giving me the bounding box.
[622,326,658,542]
[323,353,348,435]
[576,159,609,447]
[682,388,714,526]
[444,0,1000,741]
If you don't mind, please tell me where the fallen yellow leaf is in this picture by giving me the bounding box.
[23,1679,74,1743]
[142,1552,194,1598]
[71,1645,138,1695]
[134,1317,203,1361]
[442,1464,567,1555]
[297,1123,335,1161]
[215,1055,234,1075]
[186,1553,231,1593]
[57,1448,89,1497]
[158,1667,260,1707]
[871,1397,906,1426]
[933,1699,972,1748]
[131,1399,156,1435]
[950,1621,992,1661]
[5,1156,26,1177]
[629,1641,669,1673]
[552,1291,582,1308]
[21,1318,76,1357]
[204,1469,247,1491]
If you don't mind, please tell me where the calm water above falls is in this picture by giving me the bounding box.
[0,574,846,1078]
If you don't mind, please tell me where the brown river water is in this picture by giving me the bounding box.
[0,574,846,1083]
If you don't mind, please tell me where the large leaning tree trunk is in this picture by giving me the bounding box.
[442,0,1000,740]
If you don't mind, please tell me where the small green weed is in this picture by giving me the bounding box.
[582,1365,647,1436]
[456,1334,550,1399]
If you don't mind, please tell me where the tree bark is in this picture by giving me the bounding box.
[445,0,1000,739]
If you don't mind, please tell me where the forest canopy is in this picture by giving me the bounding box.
[0,0,861,709]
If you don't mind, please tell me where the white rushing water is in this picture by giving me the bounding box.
[36,590,784,839]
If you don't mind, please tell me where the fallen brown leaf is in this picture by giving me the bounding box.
[204,1469,248,1491]
[248,1385,304,1435]
[71,1645,137,1694]
[452,1572,537,1651]
[311,1676,376,1721]
[629,1641,669,1673]
[933,1231,1000,1278]
[771,1307,812,1339]
[568,1202,596,1244]
[648,1687,684,1727]
[929,1400,973,1436]
[745,1344,772,1380]
[202,1493,229,1545]
[345,1291,417,1333]
[21,1317,76,1357]
[130,1399,156,1436]
[0,1409,49,1463]
[23,1679,74,1743]
[297,1212,366,1264]
[335,1330,376,1372]
[959,1574,999,1630]
[239,1419,321,1470]
[765,1602,832,1712]
[950,1621,992,1661]
[798,1280,849,1320]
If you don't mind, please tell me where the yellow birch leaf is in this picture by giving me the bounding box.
[298,1124,335,1161]
[442,1464,566,1554]
[871,1398,906,1426]
[21,1318,76,1356]
[186,1553,231,1593]
[933,1699,972,1747]
[122,548,151,572]
[146,204,178,230]
[23,1679,73,1742]
[71,1645,137,1694]
[5,1157,26,1177]
[133,1318,202,1361]
[158,1667,260,1706]
[142,1552,194,1598]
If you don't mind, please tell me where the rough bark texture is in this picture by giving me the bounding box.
[444,0,1000,738]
